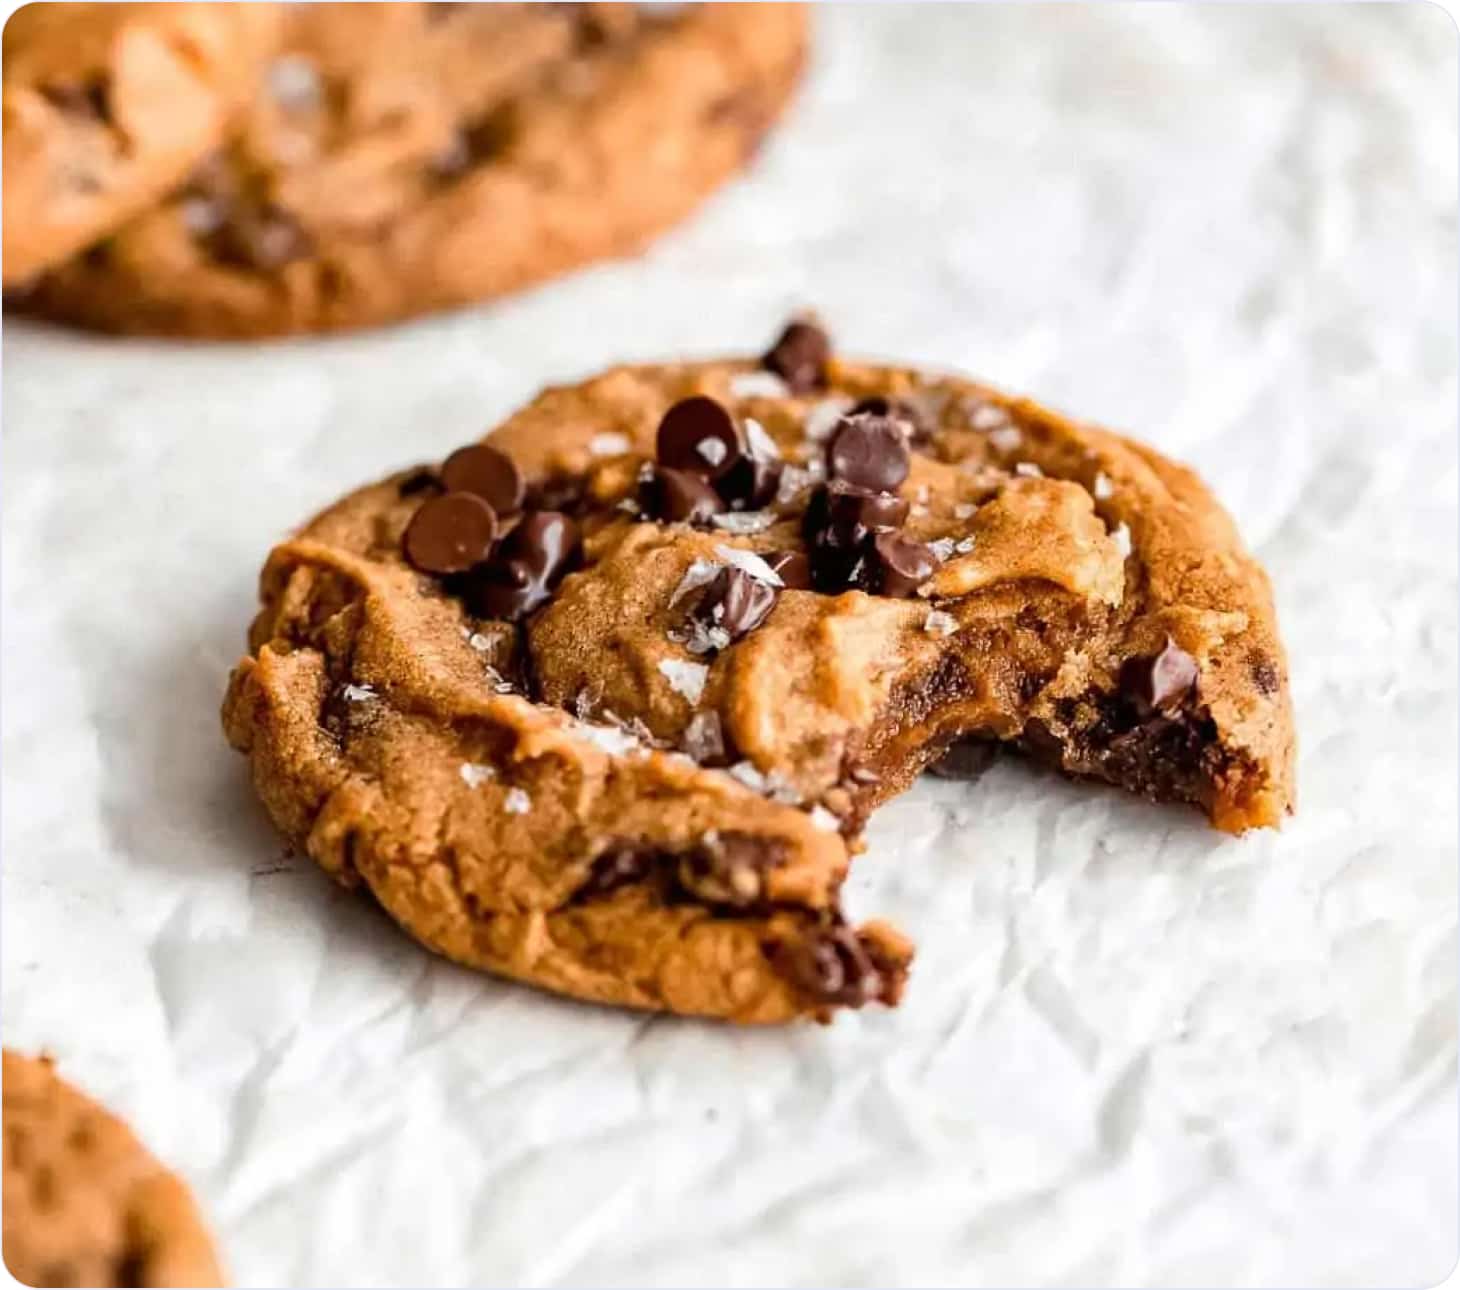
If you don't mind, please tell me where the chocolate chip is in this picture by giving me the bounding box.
[826,414,910,492]
[581,845,655,896]
[851,395,934,446]
[397,469,442,497]
[441,443,525,517]
[812,479,910,538]
[205,205,312,272]
[1019,718,1066,767]
[768,924,882,1007]
[466,510,581,620]
[40,78,110,123]
[927,739,998,781]
[763,550,812,590]
[865,533,939,598]
[403,493,499,574]
[692,567,778,642]
[715,455,782,509]
[761,320,831,394]
[656,396,743,480]
[1119,636,1199,714]
[677,832,785,907]
[641,466,725,524]
[681,710,728,765]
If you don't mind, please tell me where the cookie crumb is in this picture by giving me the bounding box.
[658,657,708,704]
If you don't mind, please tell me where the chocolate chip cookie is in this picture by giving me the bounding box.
[2,1052,223,1287]
[222,321,1295,1023]
[3,2,280,286]
[24,3,808,336]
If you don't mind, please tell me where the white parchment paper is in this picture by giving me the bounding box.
[3,5,1456,1285]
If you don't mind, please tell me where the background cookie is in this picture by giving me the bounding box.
[222,324,1294,1023]
[2,1052,223,1288]
[2,2,280,286]
[24,2,809,336]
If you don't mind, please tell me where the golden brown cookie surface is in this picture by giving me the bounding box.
[2,1051,223,1288]
[223,324,1295,1023]
[2,2,280,285]
[25,3,808,336]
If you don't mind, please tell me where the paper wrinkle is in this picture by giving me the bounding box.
[2,5,1456,1287]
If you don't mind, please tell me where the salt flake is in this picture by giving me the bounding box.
[729,371,790,399]
[929,537,957,562]
[1093,472,1114,500]
[504,787,532,815]
[803,398,852,442]
[970,403,1010,431]
[988,426,1022,453]
[1112,523,1132,558]
[714,545,783,587]
[574,721,644,756]
[809,805,841,833]
[341,683,376,702]
[670,557,723,606]
[744,418,781,461]
[924,609,958,638]
[1014,462,1043,478]
[711,511,775,535]
[589,431,632,457]
[954,502,977,519]
[658,658,708,705]
[459,763,495,788]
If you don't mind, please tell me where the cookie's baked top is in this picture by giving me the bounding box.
[25,3,808,335]
[2,2,280,285]
[224,323,1295,1023]
[2,1051,223,1287]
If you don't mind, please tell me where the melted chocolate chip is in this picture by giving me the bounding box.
[819,479,910,536]
[441,443,525,517]
[865,532,938,598]
[403,493,499,574]
[465,510,580,620]
[761,320,831,394]
[641,466,725,524]
[1119,637,1199,714]
[763,550,812,590]
[656,396,742,480]
[927,739,998,782]
[581,845,656,896]
[826,414,911,492]
[676,832,785,907]
[692,566,778,642]
[715,454,782,509]
[205,204,312,272]
[768,925,883,1007]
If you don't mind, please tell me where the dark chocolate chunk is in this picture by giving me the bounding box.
[826,414,910,492]
[441,443,525,517]
[822,479,910,535]
[763,550,812,590]
[715,455,782,509]
[466,510,580,620]
[1119,636,1199,714]
[403,493,498,575]
[656,396,742,480]
[865,533,938,598]
[927,739,998,782]
[677,832,785,907]
[1019,718,1066,768]
[641,466,725,525]
[768,925,883,1007]
[761,320,831,394]
[692,566,778,642]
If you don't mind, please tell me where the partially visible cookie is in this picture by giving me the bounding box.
[2,1051,223,1288]
[2,2,280,285]
[223,322,1295,1024]
[25,3,809,336]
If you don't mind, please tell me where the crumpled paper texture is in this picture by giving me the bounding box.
[2,4,1455,1285]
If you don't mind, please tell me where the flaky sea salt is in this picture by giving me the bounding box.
[697,437,728,468]
[1014,462,1044,478]
[589,431,633,457]
[954,502,977,519]
[809,805,841,832]
[268,55,322,110]
[775,463,816,506]
[683,621,732,656]
[988,426,1022,453]
[574,721,643,756]
[955,536,976,554]
[658,658,708,705]
[714,545,783,586]
[341,684,376,702]
[929,537,957,562]
[670,557,723,606]
[727,761,769,793]
[924,609,958,638]
[1093,472,1114,500]
[459,763,495,788]
[711,511,776,535]
[744,417,781,461]
[729,371,790,399]
[483,667,514,694]
[970,403,1010,431]
[1112,522,1132,558]
[504,787,531,814]
[803,398,852,442]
